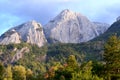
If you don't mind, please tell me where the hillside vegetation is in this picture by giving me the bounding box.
[0,35,120,79]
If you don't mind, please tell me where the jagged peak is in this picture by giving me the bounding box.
[0,20,47,47]
[60,9,83,16]
[51,9,84,22]
[28,20,42,28]
[11,29,16,32]
[11,20,42,31]
[60,9,73,14]
[25,20,41,27]
[59,9,78,17]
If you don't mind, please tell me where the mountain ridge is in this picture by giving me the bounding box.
[0,20,47,47]
[44,9,109,43]
[0,9,110,47]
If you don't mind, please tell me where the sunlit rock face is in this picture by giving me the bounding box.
[44,9,108,43]
[0,20,47,47]
[0,29,21,45]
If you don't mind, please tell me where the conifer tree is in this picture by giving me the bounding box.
[104,35,120,79]
[0,63,5,80]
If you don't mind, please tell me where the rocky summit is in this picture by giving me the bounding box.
[0,20,47,47]
[0,9,110,46]
[44,9,109,43]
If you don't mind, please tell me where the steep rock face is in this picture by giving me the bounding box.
[0,29,21,45]
[0,20,47,47]
[11,47,29,63]
[93,22,110,34]
[44,9,104,43]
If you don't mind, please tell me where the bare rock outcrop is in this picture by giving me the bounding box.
[44,9,109,43]
[0,20,47,47]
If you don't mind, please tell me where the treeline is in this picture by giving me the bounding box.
[0,55,103,80]
[0,35,120,80]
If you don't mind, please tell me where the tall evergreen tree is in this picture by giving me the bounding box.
[0,63,5,80]
[104,35,120,79]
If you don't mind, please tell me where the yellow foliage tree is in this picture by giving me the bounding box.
[12,65,26,80]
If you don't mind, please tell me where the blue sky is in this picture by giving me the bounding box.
[0,0,120,35]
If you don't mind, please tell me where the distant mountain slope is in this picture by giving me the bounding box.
[0,42,103,72]
[1,16,120,74]
[0,20,47,47]
[44,9,109,43]
[93,22,109,34]
[92,19,120,42]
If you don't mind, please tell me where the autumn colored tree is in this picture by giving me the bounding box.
[53,55,78,80]
[54,55,103,80]
[77,61,103,80]
[26,69,34,80]
[4,65,12,80]
[12,65,26,80]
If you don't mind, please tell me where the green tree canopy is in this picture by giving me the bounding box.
[0,63,5,80]
[104,35,120,79]
[12,65,26,80]
[4,65,12,80]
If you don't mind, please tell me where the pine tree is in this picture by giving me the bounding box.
[104,35,120,79]
[66,55,78,71]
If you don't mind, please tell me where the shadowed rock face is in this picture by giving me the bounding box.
[0,20,47,47]
[44,9,109,43]
[93,22,110,34]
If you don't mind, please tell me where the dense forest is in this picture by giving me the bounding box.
[0,35,120,80]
